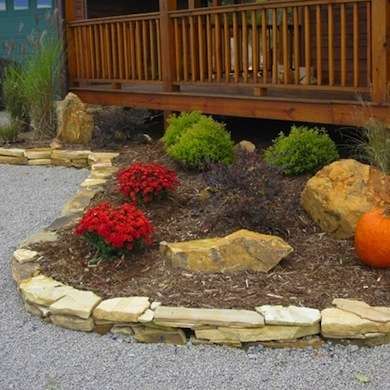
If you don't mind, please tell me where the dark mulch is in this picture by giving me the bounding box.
[36,142,390,310]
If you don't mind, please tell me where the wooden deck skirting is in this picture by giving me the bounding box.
[71,87,390,126]
[65,0,390,126]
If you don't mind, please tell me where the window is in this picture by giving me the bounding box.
[0,0,6,11]
[37,0,51,8]
[14,0,29,10]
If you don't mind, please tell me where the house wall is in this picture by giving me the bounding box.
[0,0,56,61]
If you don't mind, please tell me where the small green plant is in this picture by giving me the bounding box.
[2,65,29,129]
[0,123,19,144]
[167,116,234,170]
[264,125,339,175]
[163,111,203,147]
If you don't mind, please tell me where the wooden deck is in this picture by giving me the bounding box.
[65,0,390,126]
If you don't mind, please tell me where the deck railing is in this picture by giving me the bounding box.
[67,12,162,83]
[169,0,371,93]
[66,0,389,102]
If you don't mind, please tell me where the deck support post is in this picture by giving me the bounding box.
[159,0,179,92]
[160,0,179,128]
[371,0,389,104]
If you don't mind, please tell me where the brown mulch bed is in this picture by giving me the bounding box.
[35,142,390,310]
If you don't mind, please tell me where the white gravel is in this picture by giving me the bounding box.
[0,164,389,390]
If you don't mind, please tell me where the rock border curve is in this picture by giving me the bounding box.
[2,147,390,349]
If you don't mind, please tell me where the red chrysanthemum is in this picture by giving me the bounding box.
[117,163,179,203]
[75,202,153,256]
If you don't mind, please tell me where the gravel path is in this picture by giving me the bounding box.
[0,165,389,390]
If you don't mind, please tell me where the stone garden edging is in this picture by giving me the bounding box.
[2,147,390,349]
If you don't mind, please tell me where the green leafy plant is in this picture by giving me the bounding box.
[264,125,339,175]
[0,123,19,144]
[162,111,203,147]
[2,65,29,130]
[167,116,234,170]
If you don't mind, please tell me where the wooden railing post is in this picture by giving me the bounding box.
[159,0,178,92]
[371,0,389,103]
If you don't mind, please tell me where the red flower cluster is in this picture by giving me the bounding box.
[75,203,153,254]
[117,163,179,203]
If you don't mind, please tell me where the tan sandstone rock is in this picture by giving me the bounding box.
[19,275,74,306]
[93,297,150,323]
[132,325,187,345]
[235,140,256,153]
[0,155,28,165]
[161,229,293,273]
[11,259,40,285]
[80,177,107,188]
[61,189,99,216]
[332,299,390,323]
[321,308,390,338]
[301,159,380,239]
[24,148,52,160]
[21,231,58,247]
[154,306,264,328]
[0,148,25,157]
[51,314,95,332]
[27,159,52,166]
[13,249,39,264]
[195,323,320,343]
[256,305,321,326]
[56,93,94,144]
[49,289,102,319]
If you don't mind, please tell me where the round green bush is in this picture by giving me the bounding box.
[162,111,203,147]
[167,116,234,170]
[264,125,339,175]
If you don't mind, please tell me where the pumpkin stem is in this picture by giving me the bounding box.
[385,204,390,218]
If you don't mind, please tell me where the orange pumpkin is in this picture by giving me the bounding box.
[355,208,390,268]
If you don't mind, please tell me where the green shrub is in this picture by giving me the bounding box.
[0,123,19,144]
[264,125,339,175]
[2,65,29,129]
[167,116,234,169]
[163,111,203,147]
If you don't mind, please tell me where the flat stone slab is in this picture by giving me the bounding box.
[89,152,119,163]
[51,314,95,332]
[80,178,107,188]
[52,150,91,160]
[12,259,40,285]
[138,309,155,323]
[154,306,264,328]
[0,155,28,165]
[132,325,187,345]
[13,249,39,264]
[332,298,390,323]
[256,305,321,326]
[21,231,58,247]
[50,289,102,319]
[24,148,52,159]
[321,308,390,339]
[93,297,150,323]
[61,189,99,216]
[195,323,320,343]
[161,229,293,273]
[19,275,74,306]
[28,159,52,166]
[0,148,25,157]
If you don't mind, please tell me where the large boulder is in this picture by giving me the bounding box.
[56,93,94,144]
[160,229,293,273]
[301,159,380,239]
